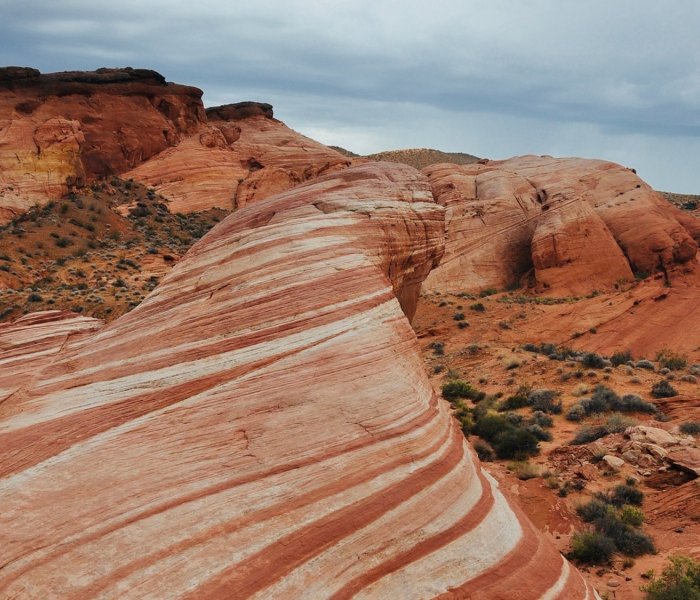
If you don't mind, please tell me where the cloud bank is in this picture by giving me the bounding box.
[2,0,699,190]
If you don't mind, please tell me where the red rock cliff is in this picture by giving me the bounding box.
[423,156,698,296]
[0,67,205,222]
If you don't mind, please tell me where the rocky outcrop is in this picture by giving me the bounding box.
[0,67,205,222]
[423,156,697,296]
[0,163,595,599]
[126,106,352,213]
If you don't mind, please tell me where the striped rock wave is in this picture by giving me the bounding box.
[0,162,598,599]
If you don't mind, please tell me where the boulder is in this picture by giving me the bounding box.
[626,425,677,447]
[603,455,625,470]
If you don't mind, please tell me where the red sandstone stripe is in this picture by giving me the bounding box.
[0,323,382,478]
[180,426,468,600]
[329,461,495,600]
[435,486,570,599]
[0,396,441,590]
[35,279,396,392]
[70,413,452,598]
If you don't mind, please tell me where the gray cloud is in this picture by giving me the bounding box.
[1,0,699,190]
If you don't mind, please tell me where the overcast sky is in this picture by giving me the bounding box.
[1,0,699,191]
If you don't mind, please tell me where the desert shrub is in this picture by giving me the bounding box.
[498,390,530,411]
[441,380,484,401]
[602,520,655,556]
[680,421,700,435]
[571,414,636,444]
[470,302,486,312]
[611,350,634,366]
[504,412,523,426]
[577,385,657,416]
[530,411,553,428]
[636,359,656,371]
[479,288,498,297]
[577,499,611,523]
[473,413,510,441]
[526,423,552,441]
[605,413,637,434]
[528,389,562,414]
[680,374,697,383]
[642,555,700,600]
[457,321,469,329]
[656,350,688,371]
[453,312,465,321]
[618,394,658,414]
[573,490,654,563]
[609,484,644,507]
[572,383,590,396]
[572,424,609,445]
[582,352,607,369]
[492,427,540,459]
[566,404,586,422]
[620,505,645,527]
[568,531,616,565]
[508,460,540,480]
[430,341,444,356]
[503,356,521,369]
[651,380,678,398]
[473,440,495,462]
[27,292,43,302]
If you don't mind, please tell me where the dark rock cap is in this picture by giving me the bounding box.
[206,102,274,121]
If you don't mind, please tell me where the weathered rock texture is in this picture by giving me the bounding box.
[0,310,103,406]
[126,104,352,213]
[0,163,595,599]
[423,156,698,296]
[0,67,205,222]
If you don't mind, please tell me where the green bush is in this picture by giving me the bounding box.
[470,302,486,312]
[474,413,510,441]
[656,350,688,371]
[609,484,644,507]
[651,380,678,398]
[611,350,633,366]
[568,531,616,565]
[492,427,540,459]
[566,403,586,422]
[498,392,528,412]
[582,352,607,368]
[643,555,700,600]
[680,422,700,435]
[473,440,495,462]
[528,389,562,414]
[620,505,645,527]
[441,380,485,401]
[573,489,655,564]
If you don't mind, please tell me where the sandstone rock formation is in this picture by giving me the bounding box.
[423,156,698,296]
[0,163,596,599]
[0,310,103,407]
[0,67,205,222]
[126,102,352,213]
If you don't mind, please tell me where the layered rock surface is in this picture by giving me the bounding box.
[126,103,352,213]
[0,163,595,599]
[0,67,205,222]
[423,156,698,296]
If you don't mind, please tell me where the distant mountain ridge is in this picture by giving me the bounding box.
[330,146,481,169]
